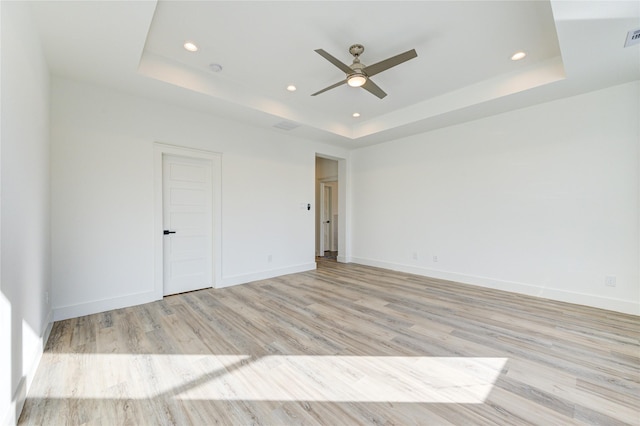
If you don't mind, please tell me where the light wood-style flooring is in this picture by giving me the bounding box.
[20,260,640,425]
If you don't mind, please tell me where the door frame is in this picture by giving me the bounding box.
[153,143,222,299]
[315,153,349,263]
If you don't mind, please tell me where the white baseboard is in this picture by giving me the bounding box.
[5,377,25,426]
[350,257,639,316]
[52,263,319,320]
[1,409,11,426]
[53,290,158,321]
[6,309,54,426]
[24,311,53,392]
[219,262,317,288]
[537,287,639,316]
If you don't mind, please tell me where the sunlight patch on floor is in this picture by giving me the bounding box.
[32,354,507,403]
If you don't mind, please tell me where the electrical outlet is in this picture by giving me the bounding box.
[605,276,616,287]
[433,255,438,263]
[412,252,418,260]
[267,254,273,263]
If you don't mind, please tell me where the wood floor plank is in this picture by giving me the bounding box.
[19,259,640,425]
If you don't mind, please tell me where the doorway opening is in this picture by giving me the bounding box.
[315,156,339,261]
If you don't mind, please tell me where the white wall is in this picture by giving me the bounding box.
[0,2,52,425]
[351,81,639,315]
[51,76,349,320]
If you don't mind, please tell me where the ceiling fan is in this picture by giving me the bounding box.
[311,44,417,99]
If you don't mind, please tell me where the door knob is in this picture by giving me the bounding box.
[163,230,176,235]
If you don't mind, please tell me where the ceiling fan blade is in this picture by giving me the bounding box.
[363,49,417,77]
[362,79,387,99]
[314,49,353,74]
[311,79,347,96]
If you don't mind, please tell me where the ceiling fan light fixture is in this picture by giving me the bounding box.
[347,74,367,87]
[311,44,416,99]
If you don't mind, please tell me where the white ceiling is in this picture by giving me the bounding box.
[29,1,640,148]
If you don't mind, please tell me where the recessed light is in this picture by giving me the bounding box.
[511,51,526,61]
[183,41,199,52]
[287,85,297,92]
[352,112,361,118]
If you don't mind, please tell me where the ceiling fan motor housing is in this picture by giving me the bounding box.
[350,61,366,75]
[346,46,368,87]
[349,44,365,57]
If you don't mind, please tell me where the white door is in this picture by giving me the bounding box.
[163,154,213,296]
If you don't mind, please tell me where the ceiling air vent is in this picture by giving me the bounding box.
[273,120,300,131]
[624,27,640,47]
